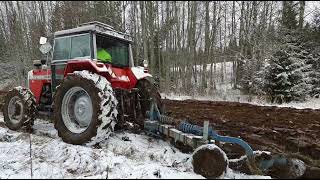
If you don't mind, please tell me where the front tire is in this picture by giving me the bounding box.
[2,87,37,131]
[53,71,118,145]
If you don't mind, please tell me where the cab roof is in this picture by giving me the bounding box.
[54,21,132,42]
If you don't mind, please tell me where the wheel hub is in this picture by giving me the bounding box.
[74,95,92,126]
[7,96,23,124]
[61,87,93,134]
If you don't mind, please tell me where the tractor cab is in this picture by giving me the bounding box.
[52,21,134,66]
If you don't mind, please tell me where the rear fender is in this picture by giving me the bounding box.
[129,66,157,88]
[63,60,112,77]
[63,60,137,89]
[63,61,157,90]
[137,76,161,98]
[130,66,152,80]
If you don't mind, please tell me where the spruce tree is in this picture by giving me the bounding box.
[307,53,320,97]
[264,32,312,103]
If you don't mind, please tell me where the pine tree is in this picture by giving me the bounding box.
[307,53,320,97]
[299,11,320,97]
[264,32,312,103]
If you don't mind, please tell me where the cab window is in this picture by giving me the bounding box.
[96,34,129,67]
[53,37,70,60]
[53,33,91,60]
[70,34,91,59]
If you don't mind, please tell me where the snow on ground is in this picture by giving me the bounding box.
[249,97,320,110]
[0,116,270,179]
[162,93,320,110]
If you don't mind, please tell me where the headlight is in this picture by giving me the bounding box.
[143,60,148,68]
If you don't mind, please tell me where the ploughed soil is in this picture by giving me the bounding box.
[163,99,320,167]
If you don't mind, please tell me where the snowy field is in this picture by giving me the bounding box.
[0,115,270,179]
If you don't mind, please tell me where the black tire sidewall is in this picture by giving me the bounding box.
[53,74,103,144]
[3,89,27,130]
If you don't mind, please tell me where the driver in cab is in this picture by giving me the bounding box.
[97,48,112,63]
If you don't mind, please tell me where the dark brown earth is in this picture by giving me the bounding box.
[163,99,320,168]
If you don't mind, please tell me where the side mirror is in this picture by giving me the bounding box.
[39,37,47,45]
[39,42,52,54]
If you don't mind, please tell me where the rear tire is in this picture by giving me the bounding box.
[2,87,37,131]
[137,79,163,122]
[53,70,118,145]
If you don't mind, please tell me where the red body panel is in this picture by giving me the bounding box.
[109,67,138,89]
[29,69,51,103]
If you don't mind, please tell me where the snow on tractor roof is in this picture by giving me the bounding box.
[54,21,132,42]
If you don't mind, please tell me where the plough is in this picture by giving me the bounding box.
[144,100,303,178]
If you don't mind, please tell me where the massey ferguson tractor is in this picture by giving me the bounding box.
[2,21,162,145]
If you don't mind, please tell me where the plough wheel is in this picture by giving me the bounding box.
[191,144,228,178]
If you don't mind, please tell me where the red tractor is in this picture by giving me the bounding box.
[2,21,162,145]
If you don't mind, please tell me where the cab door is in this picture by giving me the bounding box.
[51,33,93,93]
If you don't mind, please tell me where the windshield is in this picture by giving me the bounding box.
[96,34,129,67]
[53,33,91,60]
